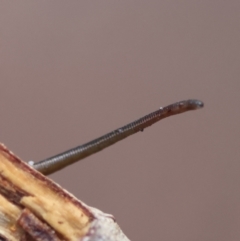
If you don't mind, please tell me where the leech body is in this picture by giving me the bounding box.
[32,99,203,175]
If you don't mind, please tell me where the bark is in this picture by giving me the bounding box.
[0,144,129,241]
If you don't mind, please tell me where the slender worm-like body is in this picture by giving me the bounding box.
[32,99,203,175]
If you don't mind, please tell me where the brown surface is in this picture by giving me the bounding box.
[18,209,61,241]
[0,144,91,241]
[0,1,240,241]
[0,144,130,241]
[0,194,23,241]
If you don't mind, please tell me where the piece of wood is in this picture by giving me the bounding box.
[0,144,130,241]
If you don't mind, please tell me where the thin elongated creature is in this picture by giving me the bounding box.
[31,99,204,175]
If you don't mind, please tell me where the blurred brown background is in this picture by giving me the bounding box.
[0,1,240,240]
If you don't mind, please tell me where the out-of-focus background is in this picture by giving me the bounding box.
[1,1,240,240]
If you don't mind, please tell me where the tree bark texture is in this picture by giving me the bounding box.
[0,144,130,241]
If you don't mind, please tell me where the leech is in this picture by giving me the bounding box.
[32,99,204,175]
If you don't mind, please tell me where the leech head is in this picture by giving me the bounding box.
[165,99,204,115]
[186,99,204,110]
